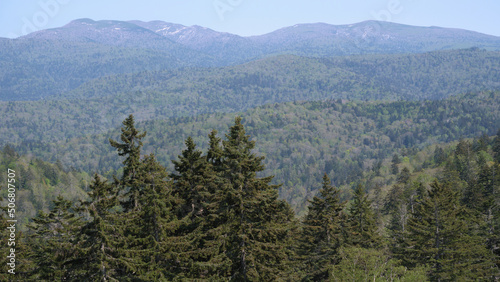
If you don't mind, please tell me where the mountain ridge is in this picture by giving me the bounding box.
[18,18,500,61]
[3,18,500,101]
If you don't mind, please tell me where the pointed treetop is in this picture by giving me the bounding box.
[225,116,254,150]
[109,114,147,183]
[207,130,223,166]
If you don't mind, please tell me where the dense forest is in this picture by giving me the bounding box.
[0,146,88,230]
[11,91,499,214]
[1,49,499,148]
[0,38,215,101]
[1,115,498,280]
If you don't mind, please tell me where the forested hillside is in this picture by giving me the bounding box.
[1,49,499,147]
[0,146,88,230]
[2,18,500,280]
[15,91,500,213]
[0,39,215,101]
[65,48,500,101]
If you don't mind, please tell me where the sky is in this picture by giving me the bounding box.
[1,0,499,38]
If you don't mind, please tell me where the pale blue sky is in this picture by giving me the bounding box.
[1,0,499,38]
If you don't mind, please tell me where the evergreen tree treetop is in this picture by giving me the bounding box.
[109,114,147,183]
[346,184,381,248]
[223,116,266,177]
[299,173,345,280]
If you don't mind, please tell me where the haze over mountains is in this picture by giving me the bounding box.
[1,19,500,101]
[22,18,500,60]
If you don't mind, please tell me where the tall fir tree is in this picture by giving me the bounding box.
[298,173,345,281]
[203,117,296,281]
[492,129,500,163]
[401,180,496,280]
[27,196,83,280]
[67,174,126,281]
[345,184,381,248]
[206,129,224,170]
[125,153,182,280]
[168,136,224,279]
[170,136,211,218]
[109,114,147,212]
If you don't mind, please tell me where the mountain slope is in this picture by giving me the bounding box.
[65,48,500,101]
[249,21,500,56]
[13,91,500,213]
[1,49,499,146]
[132,20,500,60]
[3,19,500,101]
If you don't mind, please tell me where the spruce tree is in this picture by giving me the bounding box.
[299,173,345,281]
[492,129,500,163]
[171,136,211,218]
[397,167,411,184]
[391,153,401,175]
[345,184,380,248]
[204,117,296,280]
[109,114,147,212]
[402,180,496,280]
[168,136,226,279]
[27,196,83,280]
[67,174,125,281]
[126,154,181,280]
[206,129,224,169]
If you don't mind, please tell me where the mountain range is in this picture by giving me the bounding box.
[2,19,500,100]
[23,18,500,60]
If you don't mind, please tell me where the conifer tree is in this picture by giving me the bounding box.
[491,129,500,163]
[68,174,126,281]
[397,167,411,184]
[299,173,345,281]
[27,195,83,280]
[474,160,500,270]
[168,136,226,279]
[109,114,147,212]
[385,184,408,249]
[433,146,446,165]
[171,136,211,218]
[402,180,496,280]
[203,117,296,280]
[391,153,401,175]
[125,154,181,280]
[206,129,224,169]
[345,184,381,248]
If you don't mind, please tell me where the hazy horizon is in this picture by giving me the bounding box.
[1,0,499,38]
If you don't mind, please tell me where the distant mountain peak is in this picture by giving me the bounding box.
[11,18,500,67]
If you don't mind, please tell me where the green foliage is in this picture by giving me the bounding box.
[109,114,147,212]
[330,247,429,282]
[26,196,83,280]
[68,174,125,281]
[298,174,345,280]
[204,117,296,280]
[2,49,500,147]
[401,180,496,280]
[0,38,214,101]
[345,184,381,248]
[12,91,500,215]
[2,115,499,280]
[493,129,500,163]
[0,147,88,232]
